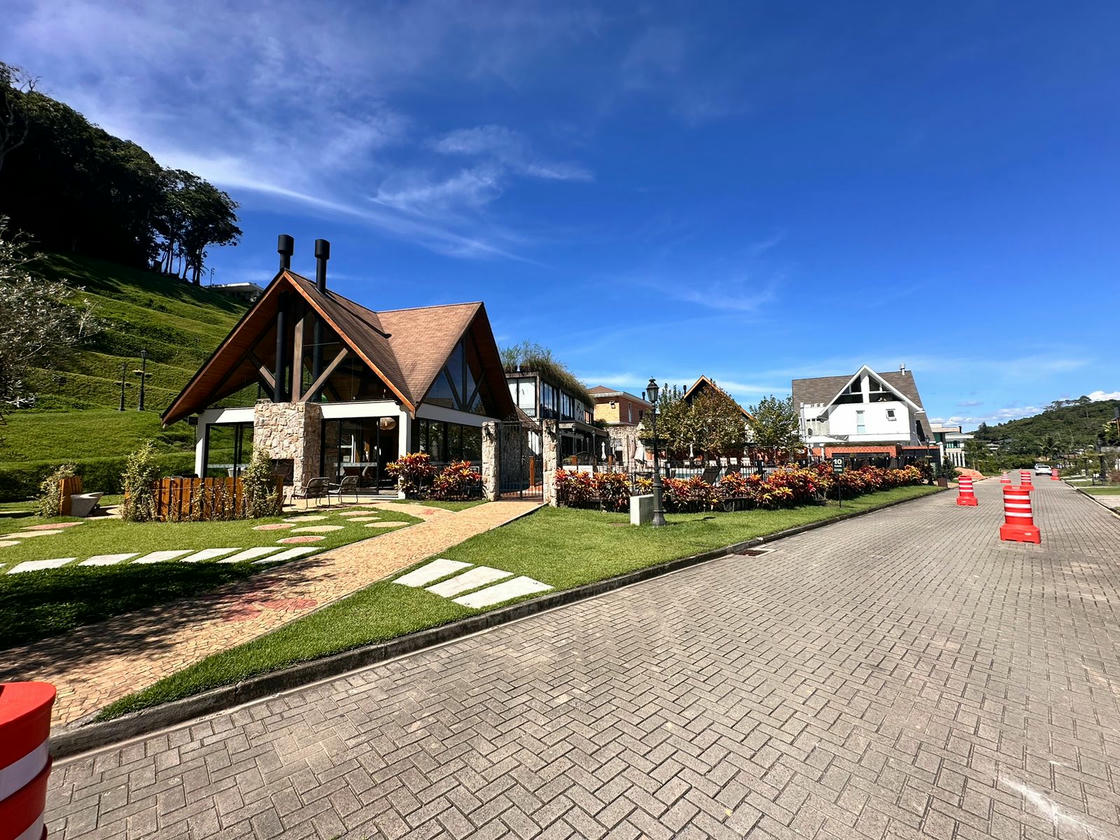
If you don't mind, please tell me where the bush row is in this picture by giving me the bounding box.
[386,452,483,500]
[0,453,194,501]
[555,463,926,513]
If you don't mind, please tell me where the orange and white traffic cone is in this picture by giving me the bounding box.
[956,475,978,506]
[1000,473,1010,484]
[1020,469,1033,488]
[1051,468,1060,481]
[999,485,1041,544]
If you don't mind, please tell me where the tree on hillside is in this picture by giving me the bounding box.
[746,394,801,463]
[154,170,241,283]
[0,219,101,427]
[0,62,35,175]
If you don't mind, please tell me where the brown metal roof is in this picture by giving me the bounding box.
[792,368,926,412]
[682,375,752,418]
[161,271,514,425]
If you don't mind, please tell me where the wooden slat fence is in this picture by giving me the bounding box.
[152,476,285,521]
[58,476,83,516]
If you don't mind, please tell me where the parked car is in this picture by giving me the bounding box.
[1034,463,1052,475]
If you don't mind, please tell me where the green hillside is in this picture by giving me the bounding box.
[0,253,248,498]
[972,398,1120,455]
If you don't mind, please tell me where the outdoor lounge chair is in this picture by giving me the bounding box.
[328,475,360,505]
[292,476,331,509]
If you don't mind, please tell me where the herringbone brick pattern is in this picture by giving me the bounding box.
[45,481,1120,838]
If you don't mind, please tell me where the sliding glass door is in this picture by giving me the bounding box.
[321,417,399,490]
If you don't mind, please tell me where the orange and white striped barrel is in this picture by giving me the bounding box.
[0,683,56,840]
[1000,473,1010,484]
[956,475,978,506]
[1051,468,1060,481]
[1020,469,1033,487]
[999,485,1041,544]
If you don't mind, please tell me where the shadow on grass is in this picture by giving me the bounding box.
[0,556,336,674]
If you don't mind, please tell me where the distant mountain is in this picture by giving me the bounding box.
[972,398,1120,456]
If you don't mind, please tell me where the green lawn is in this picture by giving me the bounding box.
[0,506,419,649]
[1084,486,1120,495]
[0,409,192,466]
[99,485,940,719]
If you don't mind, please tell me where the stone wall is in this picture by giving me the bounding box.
[541,419,559,506]
[252,400,323,490]
[481,421,500,501]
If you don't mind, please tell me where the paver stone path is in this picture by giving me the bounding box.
[0,500,540,728]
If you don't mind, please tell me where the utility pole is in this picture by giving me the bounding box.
[134,349,150,411]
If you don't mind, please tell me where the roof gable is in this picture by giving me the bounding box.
[162,271,513,424]
[793,366,926,415]
[682,376,751,418]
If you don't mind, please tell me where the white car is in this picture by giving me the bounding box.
[1034,463,1052,476]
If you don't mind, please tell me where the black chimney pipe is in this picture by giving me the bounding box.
[277,234,294,270]
[314,239,330,292]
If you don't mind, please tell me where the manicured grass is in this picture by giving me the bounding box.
[1083,486,1120,495]
[99,485,940,719]
[397,498,488,512]
[0,506,419,649]
[0,409,192,465]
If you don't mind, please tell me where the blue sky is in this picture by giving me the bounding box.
[5,1,1120,428]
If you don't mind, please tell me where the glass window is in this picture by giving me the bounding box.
[856,410,866,434]
[204,422,253,478]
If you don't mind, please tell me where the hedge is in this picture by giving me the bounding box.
[0,453,194,501]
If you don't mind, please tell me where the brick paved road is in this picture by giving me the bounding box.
[46,481,1120,839]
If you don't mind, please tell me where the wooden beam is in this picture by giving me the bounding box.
[301,348,348,403]
[248,352,275,389]
[291,315,305,401]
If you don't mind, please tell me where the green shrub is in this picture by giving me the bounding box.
[0,453,192,501]
[242,448,281,518]
[35,463,76,517]
[386,452,436,498]
[120,442,161,522]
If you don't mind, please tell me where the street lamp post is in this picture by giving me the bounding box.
[646,377,667,527]
[134,349,149,411]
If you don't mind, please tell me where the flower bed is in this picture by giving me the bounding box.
[387,453,482,501]
[555,463,925,513]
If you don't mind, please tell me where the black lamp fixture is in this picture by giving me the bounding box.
[645,377,667,527]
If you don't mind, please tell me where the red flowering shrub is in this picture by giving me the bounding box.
[554,469,596,507]
[430,460,482,500]
[763,468,820,504]
[386,452,436,497]
[594,472,631,512]
[662,476,717,512]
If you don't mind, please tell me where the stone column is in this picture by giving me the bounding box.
[541,419,560,507]
[252,400,323,490]
[481,421,500,502]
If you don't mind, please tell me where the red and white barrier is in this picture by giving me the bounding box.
[1000,474,1010,484]
[1020,469,1033,487]
[956,475,978,506]
[999,485,1041,544]
[1051,468,1060,481]
[0,683,56,840]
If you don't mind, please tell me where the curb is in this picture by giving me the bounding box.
[50,487,944,760]
[1074,486,1120,516]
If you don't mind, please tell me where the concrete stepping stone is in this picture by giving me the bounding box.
[452,576,552,609]
[253,547,319,564]
[133,550,192,564]
[0,540,19,548]
[394,558,472,588]
[79,553,137,567]
[8,557,76,574]
[253,523,294,531]
[10,530,65,538]
[292,525,343,533]
[365,521,404,528]
[278,535,324,544]
[283,515,328,522]
[179,548,241,563]
[347,516,380,522]
[426,566,513,598]
[219,547,283,564]
[22,522,83,531]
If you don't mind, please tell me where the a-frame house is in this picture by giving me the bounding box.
[162,236,514,494]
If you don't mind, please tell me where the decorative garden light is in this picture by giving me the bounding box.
[645,377,667,527]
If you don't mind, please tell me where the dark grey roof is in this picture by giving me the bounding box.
[792,368,926,412]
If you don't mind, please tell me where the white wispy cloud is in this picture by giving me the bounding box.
[1088,390,1120,401]
[2,0,598,259]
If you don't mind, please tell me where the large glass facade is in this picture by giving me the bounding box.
[204,422,254,478]
[320,417,400,490]
[424,335,491,415]
[414,419,483,464]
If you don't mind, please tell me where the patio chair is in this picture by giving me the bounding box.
[292,476,331,509]
[328,475,360,505]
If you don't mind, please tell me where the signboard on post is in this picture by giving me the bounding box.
[832,457,845,474]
